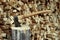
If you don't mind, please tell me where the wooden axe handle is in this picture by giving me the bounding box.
[18,10,51,19]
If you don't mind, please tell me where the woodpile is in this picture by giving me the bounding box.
[0,0,60,40]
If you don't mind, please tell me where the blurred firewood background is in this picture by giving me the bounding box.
[0,0,60,40]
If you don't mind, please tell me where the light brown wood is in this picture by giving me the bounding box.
[18,10,51,19]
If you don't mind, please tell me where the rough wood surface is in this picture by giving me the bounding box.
[0,0,60,40]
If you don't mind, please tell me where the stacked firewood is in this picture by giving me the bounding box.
[0,0,60,40]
